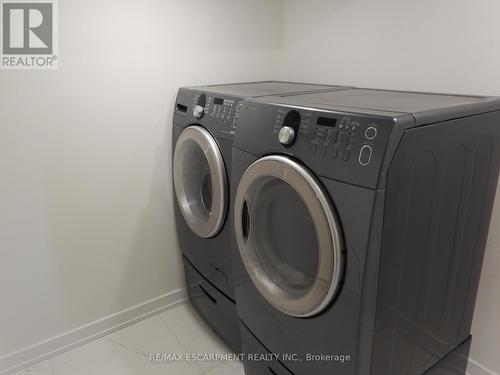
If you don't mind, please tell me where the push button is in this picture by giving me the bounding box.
[365,127,377,140]
[343,150,350,161]
[321,145,328,156]
[359,145,373,166]
[232,114,239,128]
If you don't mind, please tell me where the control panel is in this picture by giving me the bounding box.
[274,109,383,169]
[233,99,399,189]
[174,90,244,140]
[191,93,243,138]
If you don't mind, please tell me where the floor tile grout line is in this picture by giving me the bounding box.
[48,358,56,375]
[156,307,190,353]
[156,304,224,374]
[155,306,207,374]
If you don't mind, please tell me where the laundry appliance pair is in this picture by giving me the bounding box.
[171,82,344,352]
[173,83,500,375]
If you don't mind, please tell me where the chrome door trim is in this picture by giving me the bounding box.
[234,155,344,317]
[173,125,227,238]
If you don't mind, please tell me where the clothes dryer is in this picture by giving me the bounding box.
[231,88,500,373]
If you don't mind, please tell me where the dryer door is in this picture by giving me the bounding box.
[173,125,227,238]
[234,155,344,317]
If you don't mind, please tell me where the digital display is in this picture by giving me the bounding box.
[317,117,337,127]
[214,98,224,105]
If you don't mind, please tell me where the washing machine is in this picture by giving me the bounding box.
[172,81,347,352]
[230,88,500,374]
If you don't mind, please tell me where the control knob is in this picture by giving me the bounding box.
[193,105,204,119]
[279,126,295,146]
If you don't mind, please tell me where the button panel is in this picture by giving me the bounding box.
[233,100,399,190]
[192,94,239,137]
[300,116,363,164]
[276,112,384,170]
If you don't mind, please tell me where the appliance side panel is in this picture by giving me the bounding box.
[371,111,500,375]
[356,189,386,375]
[424,336,471,375]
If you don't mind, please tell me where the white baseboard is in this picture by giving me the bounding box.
[0,288,187,375]
[3,294,497,375]
[467,357,498,375]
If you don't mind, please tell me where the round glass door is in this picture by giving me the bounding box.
[173,125,227,238]
[234,155,344,317]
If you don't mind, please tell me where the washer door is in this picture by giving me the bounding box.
[173,126,227,238]
[234,155,344,317]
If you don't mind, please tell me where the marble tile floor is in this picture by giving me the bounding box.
[13,303,244,375]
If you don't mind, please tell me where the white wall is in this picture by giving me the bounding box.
[281,1,500,374]
[282,0,500,96]
[0,0,282,372]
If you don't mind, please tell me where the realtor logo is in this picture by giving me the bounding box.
[1,0,58,69]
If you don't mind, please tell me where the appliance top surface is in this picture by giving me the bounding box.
[189,81,342,98]
[258,88,500,125]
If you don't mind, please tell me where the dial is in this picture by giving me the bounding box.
[279,126,295,146]
[193,105,204,119]
[279,110,301,147]
[193,94,207,119]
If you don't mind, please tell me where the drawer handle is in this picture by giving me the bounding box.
[268,367,278,375]
[198,283,217,304]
